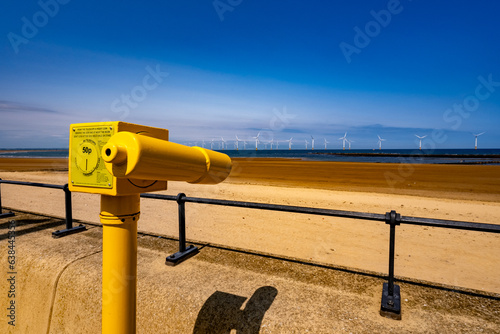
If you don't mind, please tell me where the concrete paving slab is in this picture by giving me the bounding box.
[1,211,499,333]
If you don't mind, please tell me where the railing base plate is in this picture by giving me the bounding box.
[165,245,199,266]
[0,212,15,219]
[52,224,87,238]
[380,282,401,320]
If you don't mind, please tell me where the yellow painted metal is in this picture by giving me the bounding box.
[69,122,169,196]
[100,194,140,334]
[68,121,232,334]
[102,132,232,184]
[70,123,115,189]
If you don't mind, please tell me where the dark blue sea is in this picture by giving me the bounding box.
[0,149,70,158]
[1,148,500,164]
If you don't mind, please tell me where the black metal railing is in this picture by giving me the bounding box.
[140,192,500,320]
[0,179,86,237]
[1,179,499,320]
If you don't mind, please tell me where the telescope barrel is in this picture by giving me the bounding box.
[102,132,232,184]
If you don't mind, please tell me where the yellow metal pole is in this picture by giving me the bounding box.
[100,194,140,334]
[68,122,233,333]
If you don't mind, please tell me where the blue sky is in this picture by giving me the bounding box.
[1,0,499,149]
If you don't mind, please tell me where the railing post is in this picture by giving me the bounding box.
[178,192,187,253]
[165,193,199,266]
[52,184,87,238]
[64,183,73,230]
[380,210,402,320]
[0,179,15,219]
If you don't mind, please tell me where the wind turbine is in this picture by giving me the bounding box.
[275,140,279,149]
[210,139,214,150]
[347,139,354,150]
[270,138,274,150]
[324,138,329,150]
[377,135,386,150]
[201,140,205,148]
[415,135,427,150]
[311,136,315,150]
[235,135,242,150]
[338,132,348,150]
[473,132,485,149]
[243,140,247,150]
[220,137,226,150]
[253,132,261,150]
[305,139,309,149]
[286,137,293,150]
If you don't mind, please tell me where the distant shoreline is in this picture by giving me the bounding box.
[310,152,500,158]
[1,149,500,165]
[1,156,499,166]
[0,149,66,152]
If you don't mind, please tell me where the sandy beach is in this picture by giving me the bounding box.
[0,157,67,171]
[1,157,499,295]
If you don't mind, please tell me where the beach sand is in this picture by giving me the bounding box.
[1,157,499,294]
[0,157,67,171]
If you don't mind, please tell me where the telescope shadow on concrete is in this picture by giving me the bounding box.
[193,286,278,334]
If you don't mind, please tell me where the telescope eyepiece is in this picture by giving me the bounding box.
[102,142,127,165]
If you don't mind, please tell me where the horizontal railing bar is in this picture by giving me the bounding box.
[401,216,500,233]
[140,192,500,234]
[140,193,177,201]
[142,192,385,221]
[2,180,498,234]
[183,196,386,221]
[0,179,64,190]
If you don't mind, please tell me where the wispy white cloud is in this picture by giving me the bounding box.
[0,100,62,114]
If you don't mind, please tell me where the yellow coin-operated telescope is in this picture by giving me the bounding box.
[68,122,232,334]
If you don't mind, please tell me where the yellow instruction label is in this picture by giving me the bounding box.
[70,125,114,188]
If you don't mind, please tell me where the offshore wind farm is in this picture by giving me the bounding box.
[190,130,494,154]
[156,130,499,163]
[2,129,498,165]
[2,131,498,164]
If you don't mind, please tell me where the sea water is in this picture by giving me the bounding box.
[2,148,500,164]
